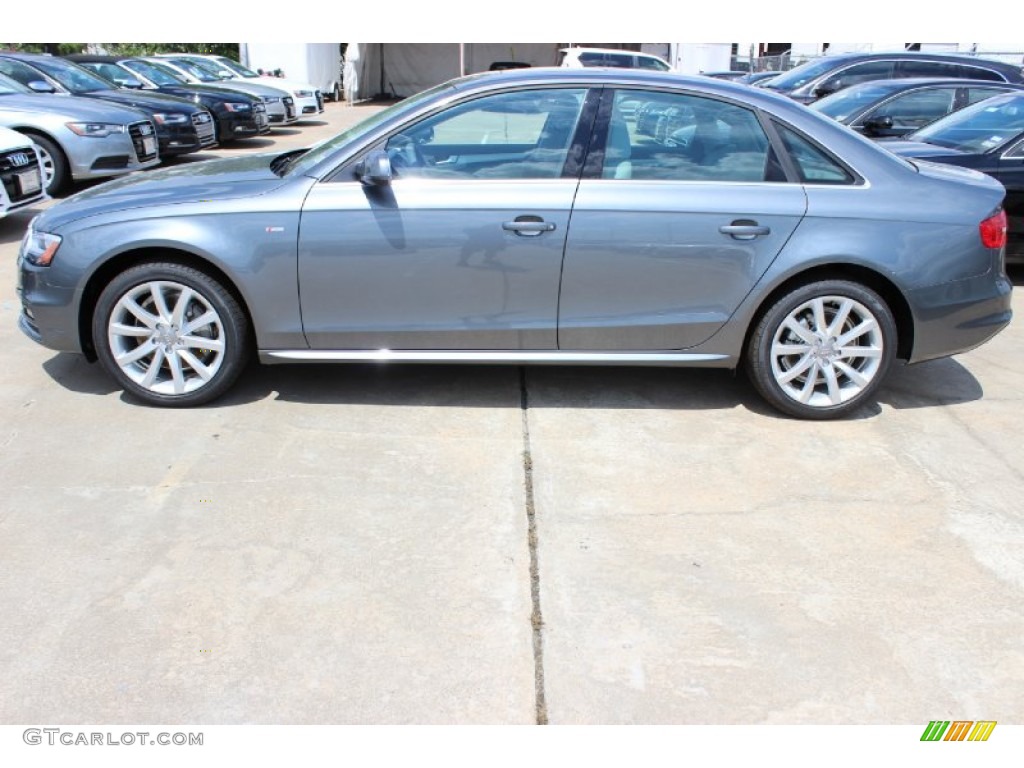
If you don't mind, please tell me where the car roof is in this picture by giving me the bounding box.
[807,50,1022,73]
[836,77,1024,93]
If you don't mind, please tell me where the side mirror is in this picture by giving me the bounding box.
[357,150,393,186]
[27,80,56,94]
[862,115,894,134]
[114,77,144,89]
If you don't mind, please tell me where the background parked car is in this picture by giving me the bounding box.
[0,72,158,194]
[0,124,46,217]
[811,78,1024,137]
[760,52,1024,103]
[147,56,297,125]
[0,53,215,158]
[883,91,1024,262]
[173,54,324,117]
[559,48,671,71]
[65,55,270,143]
[740,71,782,85]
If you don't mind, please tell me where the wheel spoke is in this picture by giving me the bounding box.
[123,297,160,329]
[110,322,152,338]
[772,342,811,357]
[783,317,817,345]
[178,350,215,381]
[150,283,173,321]
[811,298,828,334]
[180,334,224,352]
[836,318,878,347]
[182,310,218,335]
[837,345,881,359]
[114,339,157,365]
[822,362,842,405]
[827,298,854,337]
[168,351,187,394]
[778,353,814,384]
[140,347,166,388]
[170,286,195,328]
[798,360,820,403]
[834,360,870,388]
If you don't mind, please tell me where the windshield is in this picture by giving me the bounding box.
[123,59,183,87]
[286,82,455,177]
[910,93,1024,152]
[0,72,30,95]
[811,82,898,121]
[214,56,259,78]
[30,57,116,93]
[763,58,846,90]
[163,58,219,83]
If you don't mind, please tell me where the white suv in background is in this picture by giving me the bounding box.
[559,47,672,71]
[0,125,46,217]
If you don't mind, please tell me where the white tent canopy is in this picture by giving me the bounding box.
[343,43,566,102]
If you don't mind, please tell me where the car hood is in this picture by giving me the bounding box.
[35,152,292,231]
[85,89,200,113]
[879,139,974,160]
[158,83,256,103]
[0,93,149,122]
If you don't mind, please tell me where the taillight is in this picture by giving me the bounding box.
[979,209,1007,249]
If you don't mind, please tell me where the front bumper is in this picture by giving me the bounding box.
[156,111,218,156]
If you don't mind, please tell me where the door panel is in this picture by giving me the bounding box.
[558,88,808,350]
[298,179,578,350]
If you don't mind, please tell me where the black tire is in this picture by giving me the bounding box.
[746,280,897,420]
[92,262,251,407]
[24,132,69,195]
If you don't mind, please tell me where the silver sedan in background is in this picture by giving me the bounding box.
[16,69,1013,419]
[0,72,158,194]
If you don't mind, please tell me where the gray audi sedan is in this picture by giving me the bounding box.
[16,69,1013,419]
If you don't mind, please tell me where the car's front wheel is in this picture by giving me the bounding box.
[92,262,251,407]
[746,280,896,420]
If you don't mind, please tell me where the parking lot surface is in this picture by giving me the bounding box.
[1,102,1022,724]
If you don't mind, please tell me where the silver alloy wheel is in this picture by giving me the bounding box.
[769,295,884,408]
[107,280,226,396]
[34,143,56,191]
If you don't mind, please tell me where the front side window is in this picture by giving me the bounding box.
[636,56,671,71]
[601,89,772,182]
[966,86,1010,105]
[383,88,587,180]
[862,87,959,131]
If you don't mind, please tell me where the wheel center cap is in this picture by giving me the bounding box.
[814,337,838,361]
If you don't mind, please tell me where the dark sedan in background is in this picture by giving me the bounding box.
[761,52,1024,103]
[0,53,216,157]
[65,55,270,144]
[811,78,1024,137]
[884,91,1024,262]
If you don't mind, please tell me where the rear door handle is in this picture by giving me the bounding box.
[503,216,556,237]
[719,220,770,240]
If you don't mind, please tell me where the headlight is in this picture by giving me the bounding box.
[262,96,280,104]
[223,102,252,113]
[294,90,313,98]
[152,112,188,125]
[20,222,62,267]
[65,122,123,138]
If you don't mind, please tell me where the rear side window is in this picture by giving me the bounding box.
[601,89,772,181]
[896,60,962,78]
[775,124,855,184]
[958,65,1004,82]
[966,86,1011,105]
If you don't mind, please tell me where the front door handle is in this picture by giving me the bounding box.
[719,220,770,241]
[503,216,556,237]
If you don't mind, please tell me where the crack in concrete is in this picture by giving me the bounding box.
[520,366,547,725]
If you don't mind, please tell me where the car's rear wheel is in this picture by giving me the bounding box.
[24,132,68,195]
[92,262,250,407]
[746,280,896,420]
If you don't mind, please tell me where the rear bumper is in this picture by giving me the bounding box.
[907,269,1013,363]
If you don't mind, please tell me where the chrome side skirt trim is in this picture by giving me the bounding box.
[262,349,730,365]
